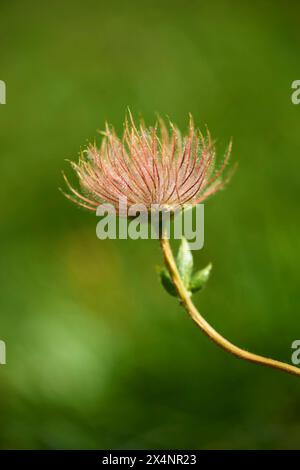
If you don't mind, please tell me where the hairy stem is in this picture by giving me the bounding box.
[159,236,300,377]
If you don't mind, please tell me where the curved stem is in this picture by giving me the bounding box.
[160,236,300,377]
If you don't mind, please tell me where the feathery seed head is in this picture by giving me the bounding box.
[63,112,233,214]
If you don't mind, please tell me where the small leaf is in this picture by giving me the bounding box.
[176,237,193,287]
[159,267,177,297]
[189,263,212,293]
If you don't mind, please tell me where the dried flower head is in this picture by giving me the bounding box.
[63,112,233,214]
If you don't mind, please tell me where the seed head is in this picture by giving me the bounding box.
[63,112,233,214]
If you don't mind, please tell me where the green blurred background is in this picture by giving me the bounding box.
[1,0,300,450]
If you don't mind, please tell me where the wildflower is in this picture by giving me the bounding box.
[62,113,300,378]
[63,113,232,214]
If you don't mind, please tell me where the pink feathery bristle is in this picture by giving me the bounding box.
[63,112,233,213]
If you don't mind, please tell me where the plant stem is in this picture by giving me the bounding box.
[159,235,300,377]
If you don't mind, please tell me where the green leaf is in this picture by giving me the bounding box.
[176,237,193,288]
[189,263,212,293]
[159,267,178,297]
[158,239,210,298]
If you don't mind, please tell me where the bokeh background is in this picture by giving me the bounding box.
[1,0,300,450]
